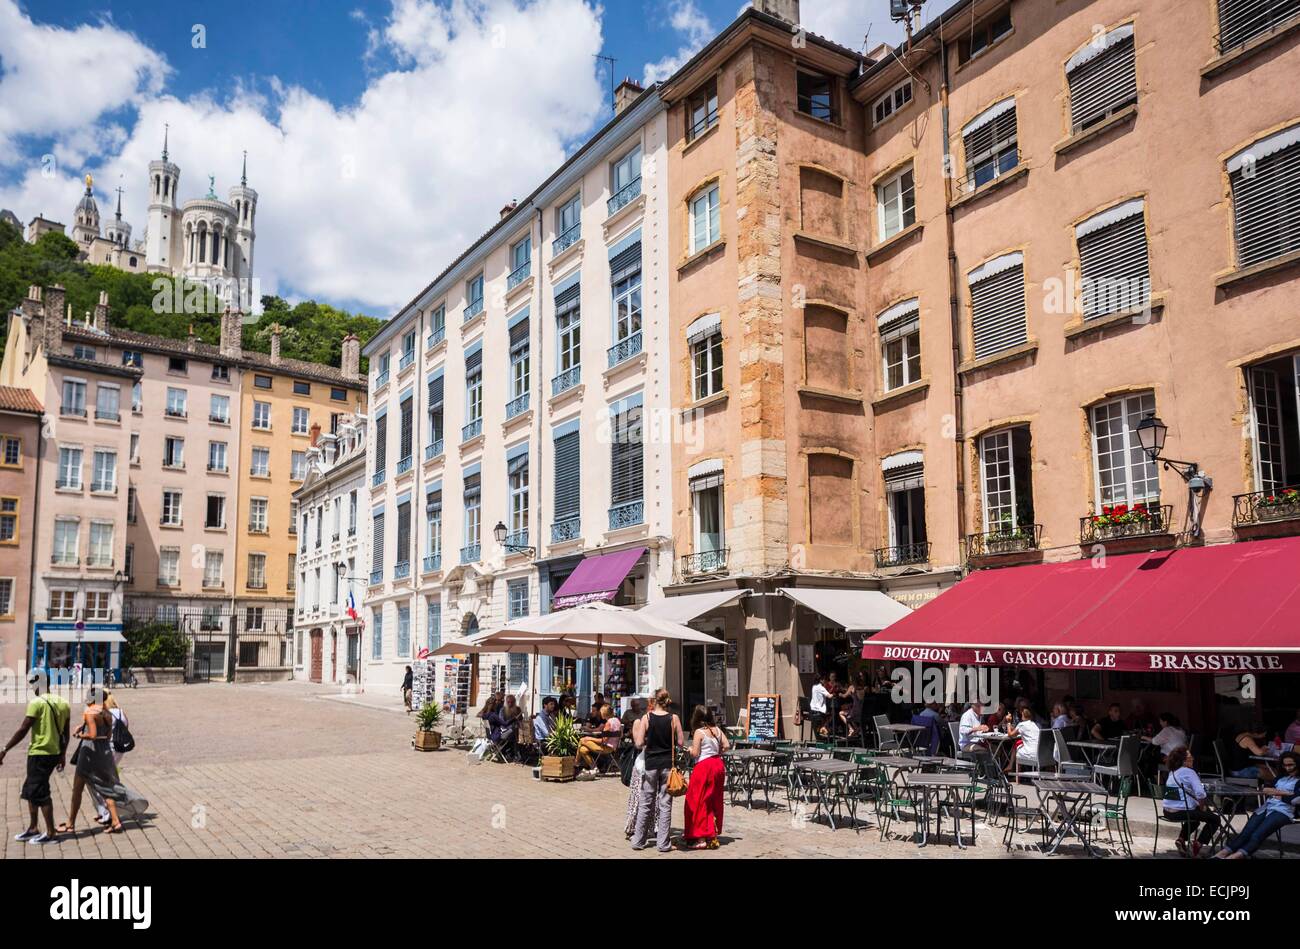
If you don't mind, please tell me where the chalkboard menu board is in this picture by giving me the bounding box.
[746,693,779,740]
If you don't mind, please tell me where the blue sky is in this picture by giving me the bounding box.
[1,1,906,314]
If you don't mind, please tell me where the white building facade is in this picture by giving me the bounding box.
[361,82,675,718]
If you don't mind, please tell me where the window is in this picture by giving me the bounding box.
[687,314,723,401]
[126,487,137,524]
[57,446,83,489]
[252,401,271,429]
[468,273,485,311]
[349,489,358,533]
[208,440,228,472]
[689,184,721,253]
[132,382,142,413]
[1091,393,1160,507]
[204,550,224,588]
[84,521,112,567]
[554,424,581,533]
[206,494,226,529]
[165,387,187,417]
[372,509,386,578]
[292,407,309,435]
[122,350,143,369]
[129,433,139,464]
[463,474,481,554]
[1247,356,1300,495]
[251,446,270,477]
[160,545,184,585]
[556,288,581,376]
[123,544,133,581]
[396,603,411,657]
[49,590,77,620]
[372,608,383,659]
[876,165,915,240]
[330,386,347,402]
[465,350,483,428]
[293,380,311,395]
[1,435,19,466]
[168,356,188,374]
[426,490,442,562]
[1216,0,1300,51]
[53,519,79,565]
[399,394,414,465]
[427,599,442,651]
[797,70,836,122]
[91,449,116,492]
[427,373,444,451]
[212,364,230,382]
[872,79,913,125]
[686,78,719,141]
[374,412,387,478]
[247,553,267,589]
[509,317,530,403]
[1066,26,1137,133]
[968,252,1027,360]
[84,590,111,621]
[508,450,529,540]
[162,490,183,526]
[245,606,265,631]
[690,467,724,558]
[163,436,185,468]
[879,299,921,391]
[1228,125,1300,269]
[401,331,416,367]
[210,394,230,423]
[961,99,1018,191]
[556,193,581,245]
[0,578,12,616]
[1076,199,1150,318]
[958,7,1013,63]
[291,451,307,480]
[395,499,411,573]
[61,379,86,416]
[508,580,529,620]
[611,240,642,353]
[610,145,641,211]
[315,505,323,547]
[883,455,927,556]
[810,454,856,546]
[254,374,272,389]
[0,497,17,543]
[249,497,268,533]
[609,398,644,526]
[95,384,120,421]
[980,428,1035,533]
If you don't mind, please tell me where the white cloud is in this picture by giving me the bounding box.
[642,0,714,85]
[800,0,906,53]
[0,0,606,314]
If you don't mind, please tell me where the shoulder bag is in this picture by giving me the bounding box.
[665,718,688,797]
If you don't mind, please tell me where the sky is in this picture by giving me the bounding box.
[0,0,911,317]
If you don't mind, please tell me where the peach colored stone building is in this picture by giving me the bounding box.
[0,387,43,672]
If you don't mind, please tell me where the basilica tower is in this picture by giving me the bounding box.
[145,125,181,272]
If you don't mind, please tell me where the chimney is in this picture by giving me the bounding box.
[614,78,643,115]
[499,199,518,220]
[309,422,322,447]
[93,290,109,333]
[22,286,44,360]
[187,323,199,352]
[44,285,66,357]
[220,306,243,358]
[270,323,283,363]
[341,333,360,381]
[755,0,800,25]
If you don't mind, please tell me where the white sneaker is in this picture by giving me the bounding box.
[27,832,53,845]
[14,829,38,841]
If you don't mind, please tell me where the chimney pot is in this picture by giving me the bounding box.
[614,78,644,115]
[270,324,283,363]
[309,422,322,447]
[220,306,244,358]
[341,333,360,381]
[500,199,518,220]
[755,0,800,26]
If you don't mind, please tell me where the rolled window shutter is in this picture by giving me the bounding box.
[465,347,483,372]
[372,513,384,571]
[554,283,581,314]
[374,415,387,471]
[964,108,1017,165]
[396,501,411,564]
[427,375,444,408]
[1230,142,1300,268]
[1068,34,1137,131]
[610,407,644,504]
[509,318,530,348]
[1078,212,1150,317]
[1217,0,1300,50]
[610,242,642,284]
[399,397,413,458]
[426,490,441,514]
[554,431,581,518]
[463,473,481,499]
[970,264,1027,360]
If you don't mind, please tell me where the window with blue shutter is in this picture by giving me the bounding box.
[464,345,483,438]
[398,392,414,470]
[427,371,444,456]
[462,472,481,561]
[509,312,530,412]
[370,509,385,582]
[609,234,643,366]
[609,396,644,529]
[554,280,582,392]
[373,412,387,483]
[553,423,581,542]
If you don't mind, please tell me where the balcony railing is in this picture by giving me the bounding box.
[369,569,383,586]
[507,262,531,290]
[463,298,484,322]
[551,366,581,396]
[95,409,120,421]
[61,406,87,417]
[460,544,481,564]
[86,556,114,568]
[423,553,442,573]
[682,548,728,576]
[967,524,1042,559]
[505,530,529,551]
[209,413,229,424]
[553,223,581,256]
[607,176,642,216]
[506,393,530,419]
[1079,503,1173,545]
[427,326,446,349]
[551,515,581,544]
[371,469,386,488]
[396,455,414,476]
[461,419,483,442]
[607,331,643,368]
[90,482,116,494]
[875,542,932,569]
[55,478,82,490]
[1233,487,1300,528]
[374,369,390,388]
[425,440,444,461]
[51,554,79,566]
[608,500,644,531]
[164,407,187,419]
[399,350,415,371]
[394,561,411,580]
[207,463,228,473]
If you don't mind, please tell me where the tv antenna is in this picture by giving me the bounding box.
[595,54,617,115]
[890,0,927,46]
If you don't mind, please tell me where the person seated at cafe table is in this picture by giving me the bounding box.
[985,701,1009,729]
[1091,704,1126,741]
[1285,709,1300,748]
[576,705,622,771]
[1228,724,1278,780]
[1006,705,1042,775]
[1146,712,1188,764]
[1163,745,1220,858]
[959,700,990,751]
[586,692,607,728]
[1050,703,1070,731]
[1126,699,1157,734]
[621,697,646,736]
[1215,750,1300,859]
[534,697,559,744]
[809,675,832,738]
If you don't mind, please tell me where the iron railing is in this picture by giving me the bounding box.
[682,548,729,576]
[1233,487,1300,527]
[371,469,386,488]
[425,440,444,461]
[374,369,390,388]
[1079,503,1173,544]
[507,262,531,290]
[967,524,1042,558]
[553,223,581,256]
[423,553,442,573]
[607,177,642,215]
[427,326,446,349]
[461,419,483,442]
[875,542,932,569]
[95,409,120,421]
[460,544,481,563]
[608,500,644,531]
[551,516,580,544]
[369,569,383,586]
[552,366,581,395]
[399,350,415,371]
[463,298,484,322]
[394,561,411,580]
[607,331,643,368]
[505,530,530,551]
[506,393,530,419]
[396,455,414,476]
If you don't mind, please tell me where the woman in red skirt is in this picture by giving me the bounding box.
[683,705,730,850]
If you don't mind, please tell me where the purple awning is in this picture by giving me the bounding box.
[552,547,647,609]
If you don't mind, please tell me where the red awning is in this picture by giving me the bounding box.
[552,547,647,609]
[862,537,1300,673]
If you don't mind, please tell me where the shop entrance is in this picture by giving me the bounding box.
[682,642,726,723]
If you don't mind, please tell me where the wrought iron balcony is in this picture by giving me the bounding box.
[505,530,530,551]
[61,406,87,417]
[507,262,531,290]
[422,553,442,573]
[369,569,383,586]
[396,455,414,476]
[966,524,1042,559]
[55,478,82,490]
[551,516,580,544]
[553,223,581,256]
[607,176,642,216]
[460,544,481,564]
[394,561,411,580]
[607,331,643,368]
[875,542,932,569]
[86,556,115,568]
[427,326,446,348]
[506,393,530,419]
[1079,503,1173,545]
[551,366,581,396]
[682,548,728,576]
[1233,487,1300,528]
[51,553,77,566]
[463,298,484,322]
[374,369,390,388]
[95,409,120,421]
[398,350,415,371]
[371,469,386,488]
[425,440,444,461]
[461,419,483,442]
[608,500,644,531]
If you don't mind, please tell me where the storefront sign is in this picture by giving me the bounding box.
[864,643,1300,673]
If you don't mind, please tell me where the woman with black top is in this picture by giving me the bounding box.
[630,688,683,852]
[401,666,414,714]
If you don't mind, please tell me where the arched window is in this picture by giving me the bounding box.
[154,174,160,196]
[198,224,208,263]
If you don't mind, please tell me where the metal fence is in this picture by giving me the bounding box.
[122,604,293,683]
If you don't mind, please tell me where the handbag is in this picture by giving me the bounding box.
[619,743,637,787]
[70,740,83,767]
[665,720,688,797]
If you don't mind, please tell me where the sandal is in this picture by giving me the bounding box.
[55,822,76,835]
[103,822,125,834]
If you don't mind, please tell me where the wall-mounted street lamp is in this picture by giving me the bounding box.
[1135,413,1213,536]
[493,521,535,556]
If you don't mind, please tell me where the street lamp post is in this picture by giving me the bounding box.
[493,521,535,556]
[1135,413,1213,537]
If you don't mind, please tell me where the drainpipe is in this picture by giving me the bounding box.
[534,204,546,708]
[939,36,969,562]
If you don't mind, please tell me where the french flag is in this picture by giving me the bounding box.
[346,588,359,622]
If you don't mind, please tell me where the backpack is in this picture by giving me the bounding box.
[111,712,135,754]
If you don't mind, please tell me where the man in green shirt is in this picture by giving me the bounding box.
[0,671,71,844]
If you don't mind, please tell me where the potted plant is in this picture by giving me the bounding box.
[413,701,443,751]
[541,714,580,782]
[1257,488,1300,521]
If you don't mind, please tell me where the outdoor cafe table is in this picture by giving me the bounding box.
[1034,777,1108,857]
[904,773,976,849]
[880,723,927,752]
[873,755,923,772]
[972,731,1015,766]
[723,749,777,809]
[792,759,859,830]
[1202,780,1264,849]
[1068,740,1115,767]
